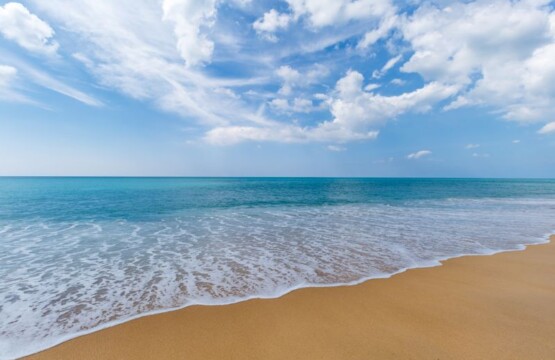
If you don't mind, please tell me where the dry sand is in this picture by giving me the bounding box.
[27,235,555,360]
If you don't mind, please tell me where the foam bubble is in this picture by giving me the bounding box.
[0,197,554,359]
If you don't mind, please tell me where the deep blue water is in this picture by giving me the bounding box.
[0,178,554,359]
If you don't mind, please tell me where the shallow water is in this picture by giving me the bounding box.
[1,178,554,359]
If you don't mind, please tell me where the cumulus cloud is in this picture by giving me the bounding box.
[329,70,458,131]
[0,2,59,55]
[287,0,395,28]
[253,0,397,47]
[538,122,555,134]
[253,9,291,41]
[400,0,555,123]
[9,0,555,146]
[205,68,457,145]
[235,70,456,146]
[276,65,301,96]
[270,97,315,113]
[407,150,431,159]
[162,0,218,67]
[465,144,480,149]
[276,64,329,95]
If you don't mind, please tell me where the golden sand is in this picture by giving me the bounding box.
[27,235,555,360]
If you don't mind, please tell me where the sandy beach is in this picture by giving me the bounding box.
[27,235,555,360]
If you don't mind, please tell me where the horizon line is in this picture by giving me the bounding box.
[1,176,554,180]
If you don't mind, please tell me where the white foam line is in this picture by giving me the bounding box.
[4,231,553,360]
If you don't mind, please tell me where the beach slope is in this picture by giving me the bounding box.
[27,235,555,360]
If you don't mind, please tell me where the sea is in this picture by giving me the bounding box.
[1,177,554,359]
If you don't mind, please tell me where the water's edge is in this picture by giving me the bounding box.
[17,231,554,360]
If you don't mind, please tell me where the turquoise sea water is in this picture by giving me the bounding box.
[1,177,555,359]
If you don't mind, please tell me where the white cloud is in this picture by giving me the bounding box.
[538,121,555,134]
[29,0,267,126]
[0,65,17,87]
[204,124,378,145]
[400,0,555,123]
[276,65,301,96]
[262,70,456,145]
[270,97,315,113]
[407,150,431,159]
[465,143,480,149]
[275,64,329,96]
[358,13,398,49]
[0,2,59,55]
[0,56,102,106]
[162,0,218,67]
[253,9,291,41]
[11,0,554,147]
[252,0,398,50]
[0,64,27,102]
[382,55,402,72]
[327,145,346,152]
[329,70,458,131]
[336,70,364,99]
[22,63,103,106]
[512,139,521,144]
[364,83,380,91]
[208,69,458,145]
[372,54,402,79]
[287,0,395,28]
[472,152,490,158]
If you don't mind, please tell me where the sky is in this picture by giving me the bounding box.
[0,0,554,177]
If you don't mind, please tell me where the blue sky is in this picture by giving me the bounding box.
[0,0,554,177]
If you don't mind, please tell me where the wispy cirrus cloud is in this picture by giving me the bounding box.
[1,0,554,147]
[0,64,30,103]
[407,150,431,160]
[0,51,102,107]
[327,145,346,152]
[29,0,270,126]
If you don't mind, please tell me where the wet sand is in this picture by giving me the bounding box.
[27,235,555,360]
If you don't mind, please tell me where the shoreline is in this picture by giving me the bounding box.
[24,234,555,360]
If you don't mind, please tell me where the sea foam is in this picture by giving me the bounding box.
[0,179,554,359]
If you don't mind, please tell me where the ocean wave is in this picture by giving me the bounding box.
[0,197,554,359]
